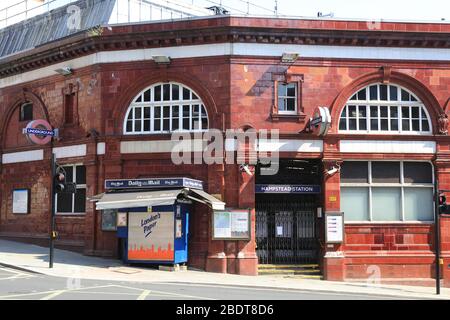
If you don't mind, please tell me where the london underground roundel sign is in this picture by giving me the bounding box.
[310,106,331,136]
[23,119,58,145]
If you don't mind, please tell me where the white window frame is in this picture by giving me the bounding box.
[123,82,209,135]
[341,160,435,224]
[338,83,432,135]
[55,164,87,216]
[277,82,298,115]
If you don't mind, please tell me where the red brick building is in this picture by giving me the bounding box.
[0,13,449,285]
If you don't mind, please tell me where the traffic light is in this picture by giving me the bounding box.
[439,193,449,215]
[54,172,66,193]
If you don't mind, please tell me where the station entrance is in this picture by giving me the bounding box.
[255,159,322,265]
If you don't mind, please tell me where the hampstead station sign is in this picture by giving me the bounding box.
[105,177,204,190]
[255,184,321,194]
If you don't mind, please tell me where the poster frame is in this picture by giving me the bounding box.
[212,208,251,240]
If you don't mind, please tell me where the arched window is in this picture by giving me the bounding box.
[124,82,209,134]
[338,83,432,134]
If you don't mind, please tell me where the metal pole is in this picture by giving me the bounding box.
[434,166,441,295]
[49,153,56,268]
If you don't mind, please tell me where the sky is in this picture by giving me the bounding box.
[1,0,449,22]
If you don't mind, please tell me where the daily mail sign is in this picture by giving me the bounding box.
[105,177,203,190]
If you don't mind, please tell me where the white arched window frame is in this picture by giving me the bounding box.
[338,83,432,135]
[124,82,209,135]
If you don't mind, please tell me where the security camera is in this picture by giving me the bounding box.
[240,164,253,176]
[326,167,338,176]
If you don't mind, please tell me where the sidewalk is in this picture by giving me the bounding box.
[0,239,448,299]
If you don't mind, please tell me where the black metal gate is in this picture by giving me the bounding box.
[256,194,318,264]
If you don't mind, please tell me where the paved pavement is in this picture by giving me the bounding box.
[0,266,401,300]
[0,239,448,300]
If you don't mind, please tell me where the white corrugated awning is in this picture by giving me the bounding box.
[94,188,225,211]
[186,189,225,211]
[95,189,183,210]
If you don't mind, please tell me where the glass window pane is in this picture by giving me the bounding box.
[341,187,369,221]
[278,98,285,111]
[380,85,388,100]
[183,87,190,100]
[277,83,287,96]
[369,85,378,100]
[144,107,150,119]
[380,119,388,131]
[286,98,296,111]
[341,161,368,183]
[126,121,132,132]
[134,107,142,119]
[286,84,296,97]
[135,95,142,103]
[403,162,432,183]
[357,88,366,100]
[372,187,401,221]
[359,119,367,130]
[380,106,388,117]
[172,84,179,100]
[163,119,170,131]
[402,119,410,131]
[412,119,420,131]
[372,162,400,183]
[370,119,378,130]
[76,166,86,184]
[401,89,410,101]
[390,119,398,131]
[358,106,366,117]
[63,166,74,183]
[154,106,161,118]
[389,106,398,118]
[339,118,346,130]
[163,84,170,101]
[402,106,409,118]
[144,89,151,102]
[411,107,419,118]
[74,188,86,213]
[192,92,199,100]
[422,120,430,131]
[350,94,357,100]
[57,193,72,213]
[404,188,433,221]
[389,86,398,100]
[349,119,357,130]
[348,105,356,117]
[154,85,161,101]
[370,106,378,117]
[154,118,161,131]
[144,120,150,131]
[134,120,141,131]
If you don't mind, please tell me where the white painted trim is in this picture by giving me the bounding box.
[53,144,87,159]
[340,140,436,154]
[97,142,106,155]
[121,140,206,154]
[258,139,323,153]
[1,149,44,164]
[2,42,450,88]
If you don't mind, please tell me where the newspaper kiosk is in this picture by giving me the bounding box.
[95,178,225,265]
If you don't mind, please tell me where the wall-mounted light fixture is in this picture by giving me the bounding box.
[54,67,73,76]
[152,55,171,64]
[281,52,299,63]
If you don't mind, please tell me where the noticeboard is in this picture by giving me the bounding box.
[212,209,250,240]
[101,209,117,231]
[325,212,344,244]
[12,189,30,214]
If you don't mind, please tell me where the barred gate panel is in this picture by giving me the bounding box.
[256,195,318,264]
